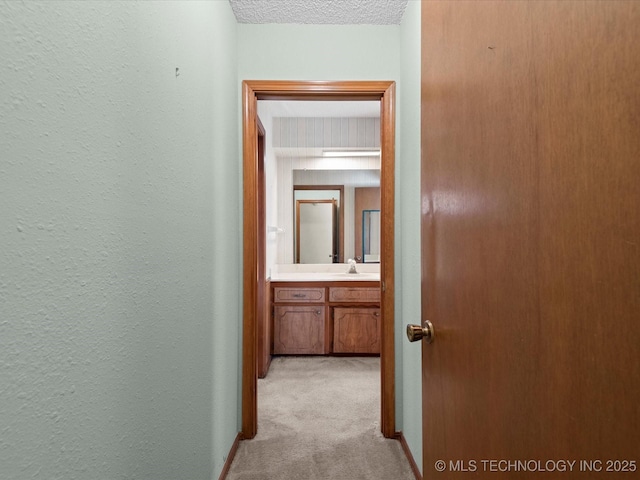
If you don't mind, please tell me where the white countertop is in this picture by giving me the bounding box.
[270,272,380,282]
[269,264,380,282]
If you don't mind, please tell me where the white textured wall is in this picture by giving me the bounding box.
[0,2,239,479]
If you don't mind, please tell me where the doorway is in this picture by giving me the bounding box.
[241,80,396,439]
[293,186,345,264]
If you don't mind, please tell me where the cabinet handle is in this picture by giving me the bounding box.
[315,310,321,315]
[292,293,306,298]
[374,312,380,317]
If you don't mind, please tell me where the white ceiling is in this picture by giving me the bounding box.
[229,0,409,25]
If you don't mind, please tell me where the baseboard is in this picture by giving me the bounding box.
[217,432,241,480]
[395,431,422,480]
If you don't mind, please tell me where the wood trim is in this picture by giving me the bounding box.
[396,432,422,480]
[256,119,270,379]
[246,80,395,101]
[295,199,336,263]
[241,81,258,438]
[295,200,301,263]
[217,433,242,480]
[242,80,396,439]
[258,278,272,378]
[379,81,396,438]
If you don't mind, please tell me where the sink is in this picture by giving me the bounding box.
[330,272,379,280]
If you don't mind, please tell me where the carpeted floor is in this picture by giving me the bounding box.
[226,356,415,480]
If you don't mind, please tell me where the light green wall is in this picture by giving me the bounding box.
[0,1,239,479]
[238,13,423,469]
[399,0,423,473]
[210,2,242,477]
[1,2,422,477]
[238,24,401,80]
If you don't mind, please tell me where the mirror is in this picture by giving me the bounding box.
[362,210,381,263]
[295,173,379,263]
[257,99,381,265]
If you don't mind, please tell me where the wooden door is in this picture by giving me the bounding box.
[296,199,336,264]
[421,1,640,478]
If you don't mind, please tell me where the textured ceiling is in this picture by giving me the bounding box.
[229,0,409,25]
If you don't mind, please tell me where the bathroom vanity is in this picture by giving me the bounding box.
[267,267,381,358]
[271,281,381,356]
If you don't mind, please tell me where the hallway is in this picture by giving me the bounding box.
[226,357,415,480]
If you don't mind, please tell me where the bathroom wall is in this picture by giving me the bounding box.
[0,1,239,479]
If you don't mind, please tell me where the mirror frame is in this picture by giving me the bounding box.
[295,199,338,263]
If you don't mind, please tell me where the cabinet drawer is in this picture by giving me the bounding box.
[329,287,380,303]
[273,287,325,303]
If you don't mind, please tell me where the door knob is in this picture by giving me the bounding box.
[406,320,435,343]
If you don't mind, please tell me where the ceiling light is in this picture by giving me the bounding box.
[322,150,381,157]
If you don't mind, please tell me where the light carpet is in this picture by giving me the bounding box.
[226,356,415,480]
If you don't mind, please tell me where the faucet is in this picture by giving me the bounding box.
[347,258,358,274]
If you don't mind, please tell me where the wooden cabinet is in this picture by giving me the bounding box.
[333,307,380,353]
[272,286,328,355]
[329,287,380,303]
[273,286,325,303]
[330,286,380,354]
[273,305,326,354]
[270,281,380,356]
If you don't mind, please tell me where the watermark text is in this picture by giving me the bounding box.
[433,459,637,473]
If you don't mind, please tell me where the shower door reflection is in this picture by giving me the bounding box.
[362,209,380,263]
[295,199,338,264]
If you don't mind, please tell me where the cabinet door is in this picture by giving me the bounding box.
[273,306,325,354]
[333,308,380,354]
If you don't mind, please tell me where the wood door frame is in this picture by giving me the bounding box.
[295,199,337,264]
[242,80,396,439]
[294,185,345,264]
